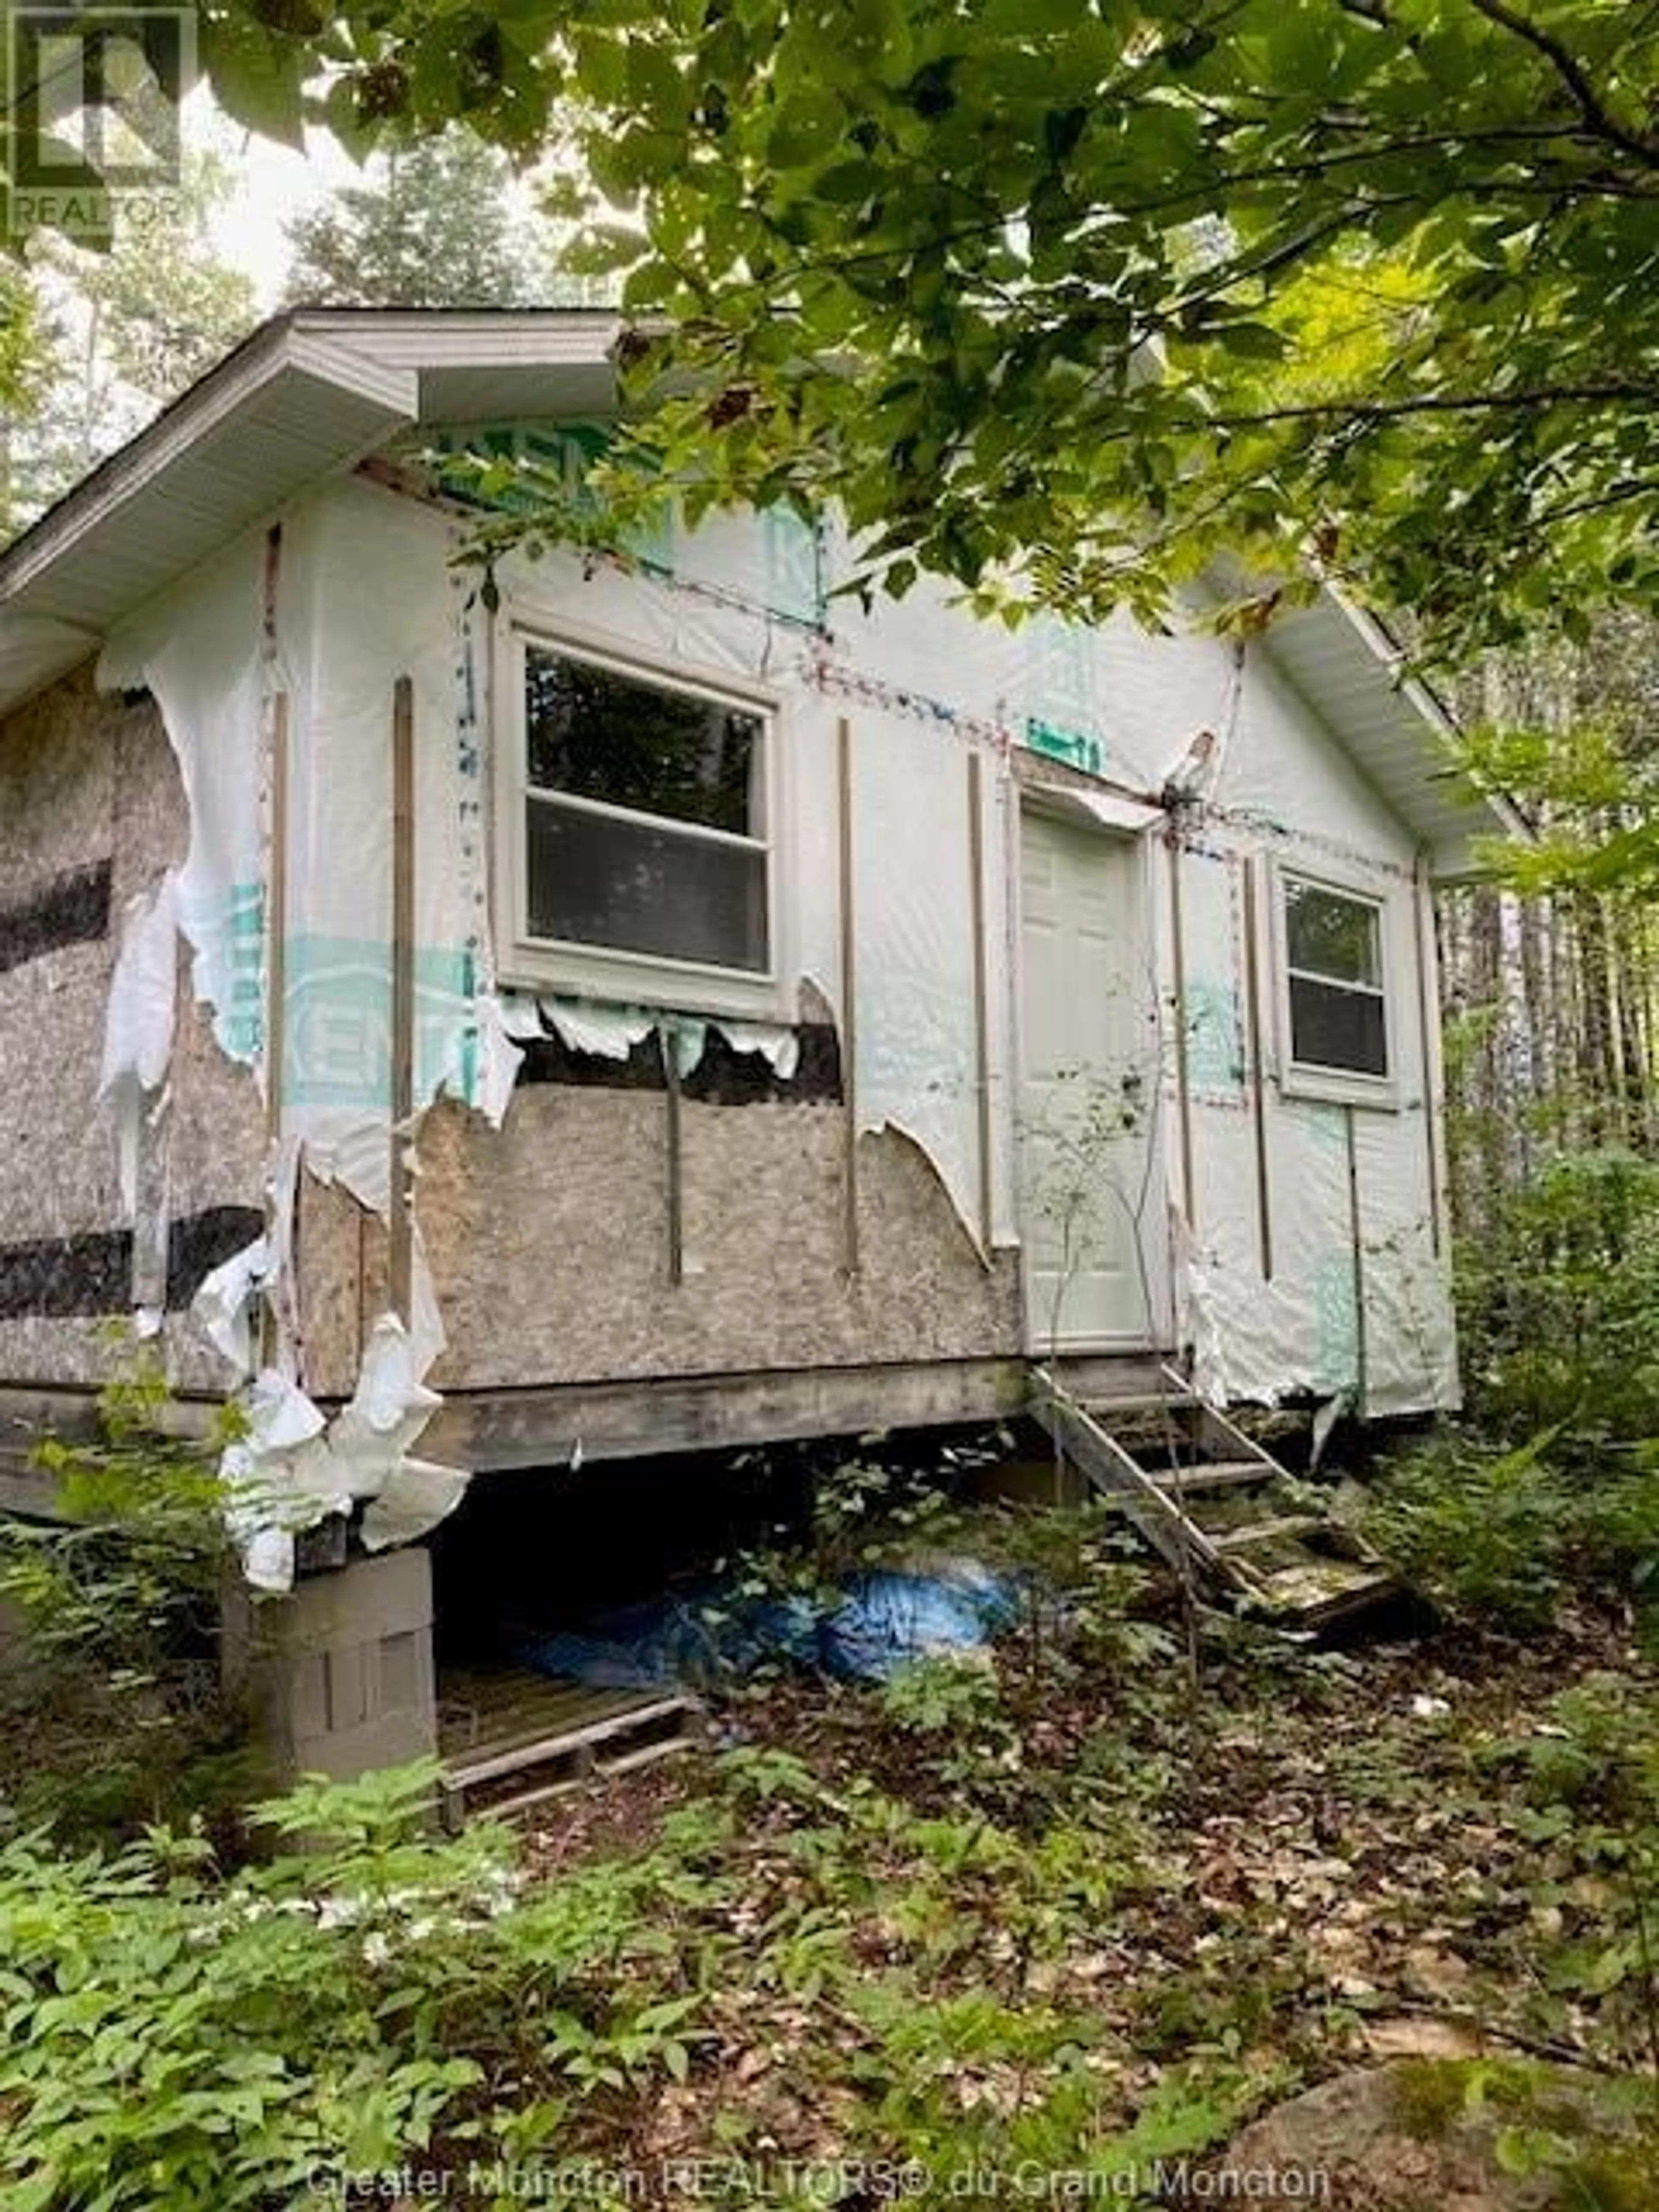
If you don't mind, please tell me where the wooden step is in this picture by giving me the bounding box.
[1210,1514,1328,1553]
[1148,1459,1276,1494]
[1081,1392,1200,1417]
[1048,1357,1176,1405]
[1253,1559,1400,1630]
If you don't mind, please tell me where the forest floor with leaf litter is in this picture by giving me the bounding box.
[483,1564,1659,2210]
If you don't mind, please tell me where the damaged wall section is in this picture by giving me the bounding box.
[0,428,1465,1601]
[0,666,267,1389]
[1168,639,1457,1419]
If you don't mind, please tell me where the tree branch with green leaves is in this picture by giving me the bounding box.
[22,0,1659,657]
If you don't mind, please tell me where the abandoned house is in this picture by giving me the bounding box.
[0,310,1515,1792]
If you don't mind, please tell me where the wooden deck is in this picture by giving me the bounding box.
[437,1664,702,1826]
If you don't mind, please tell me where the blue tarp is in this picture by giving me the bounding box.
[520,1561,1019,1691]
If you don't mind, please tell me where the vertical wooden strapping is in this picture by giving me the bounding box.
[836,715,861,1275]
[967,750,994,1258]
[264,693,290,1154]
[1240,854,1273,1279]
[1344,1104,1368,1414]
[1411,854,1445,1260]
[388,675,416,1325]
[660,1022,685,1286]
[1166,833,1196,1229]
[255,693,292,1370]
[257,521,288,1367]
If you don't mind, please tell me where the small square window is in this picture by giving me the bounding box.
[507,638,773,990]
[1283,876,1389,1080]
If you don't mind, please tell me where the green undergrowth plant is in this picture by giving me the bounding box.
[1359,1424,1659,1634]
[1392,2057,1659,2212]
[1480,1675,1659,2076]
[1457,1147,1659,1446]
[1363,1139,1659,1634]
[0,1760,737,2212]
[0,1348,260,1840]
[697,1439,1166,1706]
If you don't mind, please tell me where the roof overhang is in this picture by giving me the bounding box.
[0,308,624,715]
[1259,588,1525,878]
[0,306,1522,876]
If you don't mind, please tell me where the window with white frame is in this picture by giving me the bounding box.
[1282,873,1389,1081]
[504,635,773,991]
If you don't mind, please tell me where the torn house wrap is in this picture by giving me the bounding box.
[90,466,1458,1589]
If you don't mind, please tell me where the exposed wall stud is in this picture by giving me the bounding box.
[388,675,416,1325]
[258,691,290,1369]
[1412,854,1446,1259]
[660,1022,685,1286]
[1241,854,1274,1280]
[1166,833,1196,1230]
[836,715,861,1275]
[264,693,290,1154]
[1345,1104,1369,1414]
[967,749,994,1260]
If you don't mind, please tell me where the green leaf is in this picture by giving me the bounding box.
[200,20,307,149]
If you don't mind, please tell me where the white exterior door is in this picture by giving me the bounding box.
[1018,807,1162,1351]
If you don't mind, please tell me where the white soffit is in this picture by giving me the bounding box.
[0,304,1528,879]
[0,310,623,718]
[1261,592,1522,875]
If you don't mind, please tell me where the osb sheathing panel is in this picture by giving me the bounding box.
[0,940,120,1243]
[0,665,121,889]
[0,1314,125,1391]
[0,665,264,1391]
[162,979,266,1227]
[0,670,124,1247]
[295,1172,371,1400]
[411,1091,1021,1392]
[159,975,270,1393]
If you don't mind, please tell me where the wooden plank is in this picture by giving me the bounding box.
[1149,1460,1276,1496]
[264,693,290,1150]
[660,1023,684,1287]
[0,1465,67,1519]
[1255,1560,1398,1630]
[261,691,291,1371]
[1241,855,1274,1279]
[1033,1364,1396,1625]
[1079,1390,1200,1416]
[1166,836,1196,1228]
[420,1355,1033,1473]
[1412,857,1445,1259]
[0,1389,219,1521]
[1030,1368,1227,1578]
[1211,1515,1327,1553]
[836,715,860,1276]
[445,1693,697,1790]
[388,674,416,1325]
[441,1666,667,1719]
[967,749,994,1258]
[441,1668,636,1715]
[1166,1365,1281,1471]
[1344,1106,1369,1414]
[0,1385,217,1452]
[441,1681,664,1757]
[477,1733,697,1824]
[1049,1354,1176,1403]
